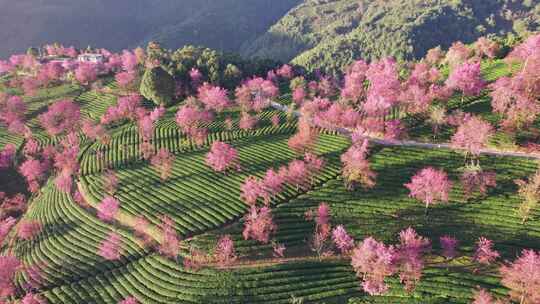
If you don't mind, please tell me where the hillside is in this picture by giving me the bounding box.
[1,27,540,304]
[243,0,540,73]
[0,0,300,58]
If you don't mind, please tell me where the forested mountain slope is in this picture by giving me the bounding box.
[243,0,540,73]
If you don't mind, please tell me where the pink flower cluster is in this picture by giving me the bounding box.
[198,83,231,112]
[405,167,452,210]
[242,206,277,244]
[38,99,81,136]
[341,139,376,190]
[98,232,123,260]
[205,141,239,173]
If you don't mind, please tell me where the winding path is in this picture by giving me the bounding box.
[270,101,540,160]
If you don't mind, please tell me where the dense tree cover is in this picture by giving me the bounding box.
[139,66,175,106]
[245,0,540,73]
[163,45,281,90]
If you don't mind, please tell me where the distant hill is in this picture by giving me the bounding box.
[0,0,300,58]
[2,0,540,74]
[242,0,540,73]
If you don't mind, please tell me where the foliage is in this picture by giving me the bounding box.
[140,66,176,106]
[394,227,430,292]
[331,225,354,254]
[500,249,540,304]
[96,196,120,222]
[206,141,239,173]
[341,139,376,190]
[405,167,452,210]
[214,235,237,267]
[351,237,396,296]
[38,99,81,136]
[98,232,123,260]
[445,62,486,97]
[515,169,540,223]
[247,0,540,73]
[473,237,500,265]
[242,206,276,244]
[439,236,459,259]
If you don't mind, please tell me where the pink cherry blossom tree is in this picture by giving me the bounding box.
[0,144,17,169]
[288,119,319,154]
[445,62,486,99]
[362,58,401,117]
[341,139,377,190]
[96,196,120,222]
[500,249,540,304]
[158,216,180,259]
[238,112,258,130]
[439,236,459,259]
[307,203,332,258]
[282,159,310,190]
[121,50,139,72]
[205,141,239,173]
[103,170,119,194]
[272,242,286,258]
[82,119,109,144]
[21,292,47,304]
[351,237,396,295]
[38,99,81,136]
[474,37,500,59]
[276,64,294,79]
[235,77,279,113]
[395,227,430,292]
[17,220,42,240]
[175,103,214,145]
[150,148,175,180]
[0,255,20,298]
[473,237,499,265]
[425,46,444,66]
[0,95,28,135]
[98,231,123,260]
[444,41,472,68]
[19,159,48,193]
[341,60,368,102]
[115,71,138,91]
[214,235,237,267]
[404,167,453,212]
[490,45,540,131]
[261,168,285,202]
[515,169,540,224]
[75,63,98,85]
[241,176,265,206]
[0,217,16,245]
[53,135,80,193]
[242,206,276,244]
[332,225,355,255]
[451,116,493,160]
[198,83,231,112]
[460,167,497,199]
[472,289,499,304]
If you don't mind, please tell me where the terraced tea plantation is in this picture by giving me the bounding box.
[2,37,540,304]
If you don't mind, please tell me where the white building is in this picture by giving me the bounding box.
[77,53,104,64]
